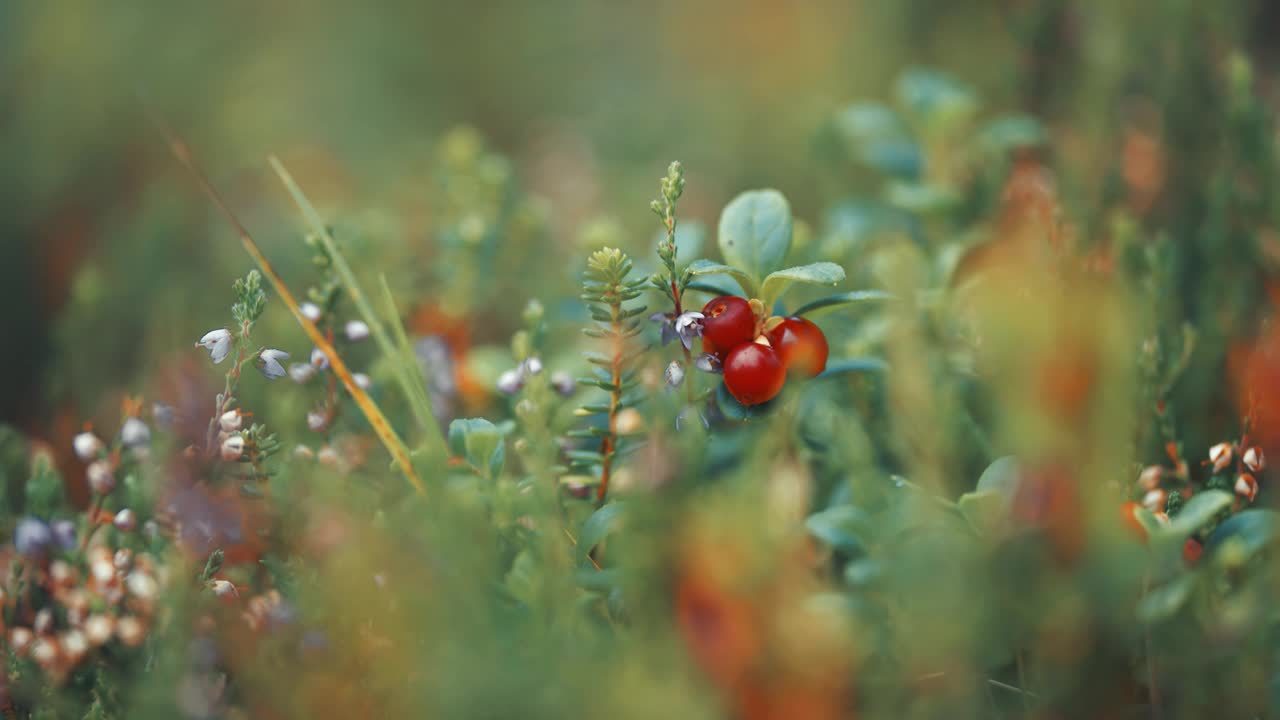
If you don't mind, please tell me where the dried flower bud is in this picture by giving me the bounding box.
[317,445,341,468]
[1137,465,1163,491]
[9,627,33,656]
[1235,473,1259,502]
[310,347,330,370]
[90,559,115,586]
[127,571,158,603]
[84,615,114,646]
[210,580,239,603]
[220,434,245,462]
[61,629,89,665]
[15,517,53,558]
[288,362,317,384]
[496,369,523,395]
[73,431,103,461]
[1244,446,1265,473]
[50,560,77,589]
[522,357,544,376]
[30,638,59,670]
[665,361,686,389]
[113,508,138,532]
[1142,489,1168,513]
[219,410,243,433]
[120,417,151,448]
[1209,442,1234,472]
[256,348,291,380]
[116,616,145,647]
[34,608,54,635]
[344,320,370,342]
[550,371,576,396]
[300,302,322,322]
[87,459,115,495]
[196,329,233,364]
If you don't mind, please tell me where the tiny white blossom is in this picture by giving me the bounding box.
[220,434,245,462]
[256,348,290,380]
[665,360,686,388]
[152,403,175,429]
[344,320,371,342]
[550,371,576,396]
[113,508,138,532]
[352,372,372,390]
[694,353,723,374]
[210,579,239,602]
[288,363,316,384]
[300,302,323,322]
[219,410,243,433]
[306,410,328,433]
[87,460,115,495]
[310,347,330,370]
[120,418,150,448]
[673,311,704,351]
[317,445,341,467]
[73,431,103,461]
[196,329,233,364]
[496,369,523,395]
[293,445,316,460]
[522,357,544,376]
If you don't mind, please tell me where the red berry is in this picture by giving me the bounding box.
[1182,538,1203,565]
[1119,501,1148,543]
[723,343,785,406]
[766,317,829,377]
[701,296,756,351]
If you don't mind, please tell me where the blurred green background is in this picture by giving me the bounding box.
[0,0,1274,430]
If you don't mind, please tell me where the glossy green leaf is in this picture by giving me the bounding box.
[815,358,888,379]
[791,290,893,318]
[806,505,872,554]
[577,502,626,565]
[685,258,754,297]
[717,189,793,284]
[1136,573,1197,624]
[759,262,845,310]
[1205,509,1278,560]
[1167,490,1233,537]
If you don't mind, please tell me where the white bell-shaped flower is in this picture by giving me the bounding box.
[196,329,233,364]
[256,349,290,380]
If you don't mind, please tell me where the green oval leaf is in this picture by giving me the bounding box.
[885,181,961,215]
[815,358,888,379]
[791,290,893,318]
[717,190,793,285]
[759,262,846,310]
[1136,573,1197,624]
[577,502,626,565]
[1167,490,1233,537]
[1205,509,1278,559]
[685,258,754,297]
[806,505,872,554]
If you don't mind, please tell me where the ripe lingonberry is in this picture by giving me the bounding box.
[765,317,829,377]
[701,296,755,352]
[723,342,785,406]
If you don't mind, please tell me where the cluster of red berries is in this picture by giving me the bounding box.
[700,295,829,406]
